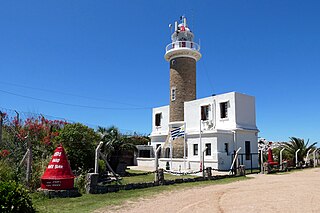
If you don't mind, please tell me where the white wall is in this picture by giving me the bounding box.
[150,105,169,137]
[148,92,259,171]
[234,130,259,169]
[235,93,257,130]
[184,92,240,134]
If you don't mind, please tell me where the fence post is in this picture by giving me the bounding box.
[95,141,104,174]
[0,111,3,145]
[295,149,301,167]
[251,153,253,173]
[313,149,318,168]
[229,148,241,175]
[154,146,161,184]
[26,138,32,187]
[202,147,207,178]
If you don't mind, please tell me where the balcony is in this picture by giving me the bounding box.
[165,41,200,52]
[165,41,201,61]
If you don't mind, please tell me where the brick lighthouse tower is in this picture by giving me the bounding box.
[164,16,201,158]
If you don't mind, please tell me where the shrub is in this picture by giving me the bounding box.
[0,160,17,182]
[55,123,100,170]
[74,172,86,194]
[0,181,36,213]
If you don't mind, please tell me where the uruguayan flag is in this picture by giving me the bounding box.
[171,126,185,140]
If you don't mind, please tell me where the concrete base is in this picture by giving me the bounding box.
[37,188,81,198]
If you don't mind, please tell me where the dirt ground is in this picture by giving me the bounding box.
[96,168,320,213]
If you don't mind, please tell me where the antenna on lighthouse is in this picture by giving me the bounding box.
[169,23,173,34]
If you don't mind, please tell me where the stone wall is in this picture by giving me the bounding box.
[169,57,196,122]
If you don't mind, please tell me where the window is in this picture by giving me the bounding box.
[220,102,228,119]
[193,144,198,156]
[171,87,176,101]
[155,113,162,127]
[139,150,151,158]
[224,143,229,155]
[205,143,211,156]
[245,141,251,160]
[201,105,209,120]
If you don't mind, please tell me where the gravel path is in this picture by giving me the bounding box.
[95,168,320,213]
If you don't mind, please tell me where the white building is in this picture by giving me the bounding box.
[137,16,259,171]
[149,92,259,171]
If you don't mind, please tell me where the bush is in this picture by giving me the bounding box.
[0,181,36,213]
[74,172,86,194]
[55,123,100,170]
[0,160,16,182]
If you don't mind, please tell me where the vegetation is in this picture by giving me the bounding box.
[280,137,317,165]
[0,111,149,190]
[97,126,138,171]
[56,123,100,171]
[0,181,35,213]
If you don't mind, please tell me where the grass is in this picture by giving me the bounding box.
[120,170,195,184]
[32,175,249,213]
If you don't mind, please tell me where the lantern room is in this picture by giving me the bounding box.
[165,16,202,62]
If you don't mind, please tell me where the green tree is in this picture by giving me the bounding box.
[281,137,317,164]
[98,126,137,171]
[56,123,100,171]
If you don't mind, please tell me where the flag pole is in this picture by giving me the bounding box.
[199,119,202,171]
[183,122,186,170]
[170,137,173,170]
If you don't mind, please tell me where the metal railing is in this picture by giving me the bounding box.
[165,41,200,52]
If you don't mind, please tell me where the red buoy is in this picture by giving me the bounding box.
[41,145,75,190]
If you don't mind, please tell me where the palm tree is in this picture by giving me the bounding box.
[97,126,137,172]
[281,137,317,164]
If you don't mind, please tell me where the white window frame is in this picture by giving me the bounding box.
[171,87,176,101]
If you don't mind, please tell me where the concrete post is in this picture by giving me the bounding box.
[295,149,301,168]
[305,149,312,167]
[158,168,164,185]
[95,141,104,174]
[202,147,207,177]
[280,148,285,170]
[313,148,318,167]
[154,146,161,184]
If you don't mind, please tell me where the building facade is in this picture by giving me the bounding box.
[149,92,259,170]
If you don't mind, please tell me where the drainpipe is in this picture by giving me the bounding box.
[305,149,312,167]
[95,141,104,173]
[280,148,285,170]
[313,148,318,167]
[295,149,301,167]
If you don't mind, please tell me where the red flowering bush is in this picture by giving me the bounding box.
[0,150,10,158]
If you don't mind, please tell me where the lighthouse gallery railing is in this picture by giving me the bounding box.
[165,41,200,52]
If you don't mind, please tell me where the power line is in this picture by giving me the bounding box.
[0,106,145,135]
[0,81,148,108]
[0,89,152,111]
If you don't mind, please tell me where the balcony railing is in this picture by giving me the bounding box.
[165,41,200,53]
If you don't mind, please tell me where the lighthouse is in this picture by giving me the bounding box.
[144,16,258,171]
[165,16,201,123]
[163,16,202,158]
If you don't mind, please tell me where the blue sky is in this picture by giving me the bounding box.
[0,0,319,143]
